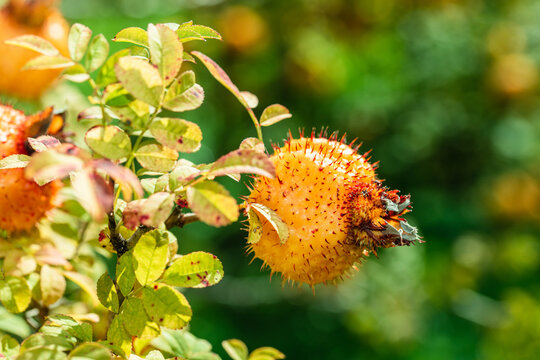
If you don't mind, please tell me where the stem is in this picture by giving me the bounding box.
[247,108,263,143]
[108,212,128,256]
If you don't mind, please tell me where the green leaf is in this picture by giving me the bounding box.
[248,203,289,244]
[133,230,169,285]
[68,23,92,61]
[123,192,175,230]
[84,125,132,160]
[239,138,265,153]
[169,164,200,191]
[191,51,249,109]
[46,315,93,343]
[163,71,205,112]
[63,271,100,308]
[135,143,178,172]
[0,276,31,313]
[259,104,292,127]
[113,27,149,47]
[68,343,111,360]
[96,49,129,87]
[222,339,249,360]
[149,117,202,153]
[40,265,66,306]
[249,347,285,360]
[162,251,223,288]
[186,181,239,227]
[0,154,30,169]
[118,297,160,339]
[188,25,222,40]
[103,83,132,106]
[5,35,59,56]
[152,329,220,360]
[21,333,74,352]
[176,27,205,42]
[0,334,19,359]
[246,208,263,245]
[25,150,84,185]
[17,348,67,360]
[115,56,163,107]
[208,149,275,178]
[106,315,131,358]
[86,34,110,72]
[0,307,31,338]
[22,55,75,70]
[97,272,119,313]
[148,23,183,85]
[62,64,90,82]
[141,284,192,329]
[116,251,136,296]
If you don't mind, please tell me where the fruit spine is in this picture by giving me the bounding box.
[245,132,420,287]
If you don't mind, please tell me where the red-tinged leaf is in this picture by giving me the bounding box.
[162,251,224,288]
[239,137,265,153]
[68,23,92,61]
[149,117,202,153]
[92,159,143,201]
[25,150,84,185]
[34,244,70,267]
[208,149,275,178]
[115,56,163,107]
[148,23,183,86]
[5,35,60,56]
[240,91,258,108]
[71,170,114,221]
[123,192,175,230]
[27,136,61,153]
[259,104,292,127]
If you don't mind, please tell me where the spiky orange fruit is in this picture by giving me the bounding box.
[245,133,420,286]
[0,105,61,232]
[0,0,69,99]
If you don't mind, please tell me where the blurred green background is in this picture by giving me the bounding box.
[5,0,540,359]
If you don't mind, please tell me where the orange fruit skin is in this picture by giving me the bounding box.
[246,135,417,286]
[0,105,60,232]
[0,5,69,99]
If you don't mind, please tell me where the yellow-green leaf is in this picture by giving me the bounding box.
[141,284,192,329]
[132,230,169,286]
[186,181,239,227]
[40,265,66,306]
[149,117,202,153]
[97,272,119,313]
[135,143,178,172]
[0,276,31,313]
[115,56,163,107]
[162,251,223,288]
[68,23,92,61]
[148,23,183,86]
[84,125,132,160]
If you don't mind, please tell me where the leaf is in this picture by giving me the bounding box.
[22,55,75,70]
[46,314,93,342]
[259,104,292,127]
[115,56,163,107]
[63,271,100,308]
[118,297,160,339]
[5,34,59,56]
[132,229,169,285]
[85,125,132,160]
[17,347,68,360]
[28,136,61,153]
[123,192,175,230]
[40,265,66,306]
[63,64,90,82]
[135,143,178,172]
[86,34,110,72]
[102,83,132,106]
[222,339,249,360]
[191,51,249,109]
[21,333,74,352]
[151,329,219,360]
[113,27,149,47]
[187,181,239,227]
[0,334,19,359]
[208,149,275,178]
[93,159,143,201]
[188,25,222,40]
[239,138,265,153]
[116,251,136,296]
[246,208,263,245]
[149,117,202,153]
[0,276,31,313]
[97,272,119,313]
[0,154,30,169]
[0,307,31,338]
[176,27,205,42]
[141,284,192,329]
[169,164,200,191]
[68,23,92,61]
[70,170,114,221]
[162,251,223,288]
[240,91,259,108]
[148,23,183,85]
[249,347,285,360]
[68,343,111,360]
[163,72,204,112]
[248,203,289,244]
[25,150,84,185]
[96,49,129,87]
[106,315,131,358]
